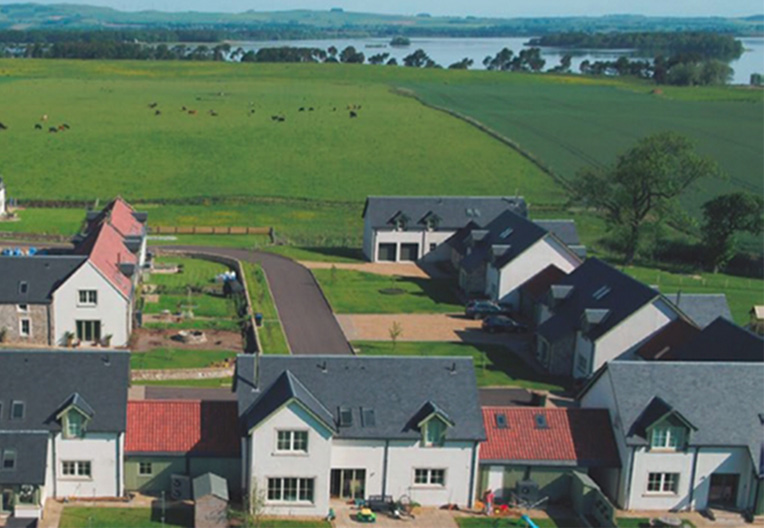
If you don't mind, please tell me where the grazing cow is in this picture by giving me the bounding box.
[188,110,197,115]
[62,123,70,129]
[148,102,158,108]
[34,123,42,130]
[58,125,66,131]
[277,116,285,122]
[271,116,278,121]
[309,107,314,111]
[41,114,48,121]
[349,111,357,118]
[209,110,218,116]
[299,107,305,112]
[333,107,337,112]
[0,122,7,130]
[182,106,187,111]
[49,127,57,133]
[249,109,256,114]
[155,110,161,116]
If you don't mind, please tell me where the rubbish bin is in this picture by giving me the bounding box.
[255,313,263,327]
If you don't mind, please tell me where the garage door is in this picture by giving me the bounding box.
[377,243,397,262]
[400,243,419,262]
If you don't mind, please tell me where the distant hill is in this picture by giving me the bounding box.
[0,3,761,37]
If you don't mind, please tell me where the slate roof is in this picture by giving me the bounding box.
[0,432,49,485]
[193,472,229,501]
[0,349,129,433]
[125,400,240,457]
[75,220,136,298]
[57,392,96,419]
[602,360,764,472]
[236,355,485,441]
[362,196,528,230]
[0,255,85,304]
[635,319,701,361]
[533,220,581,246]
[537,258,661,344]
[664,293,733,329]
[519,265,568,302]
[480,407,620,468]
[667,317,764,362]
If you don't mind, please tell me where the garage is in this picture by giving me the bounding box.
[400,243,419,262]
[377,243,397,262]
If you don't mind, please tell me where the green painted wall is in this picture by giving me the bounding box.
[531,467,572,502]
[754,478,764,515]
[125,456,241,495]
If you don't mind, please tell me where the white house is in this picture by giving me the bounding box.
[361,196,527,262]
[0,350,129,520]
[535,258,686,378]
[235,355,485,517]
[579,360,764,515]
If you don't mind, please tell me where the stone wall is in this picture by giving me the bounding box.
[0,303,51,345]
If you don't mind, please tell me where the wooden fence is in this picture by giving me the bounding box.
[148,226,272,235]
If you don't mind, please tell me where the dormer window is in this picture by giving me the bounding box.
[64,410,87,439]
[650,425,685,450]
[11,401,24,420]
[422,416,447,447]
[1,449,16,470]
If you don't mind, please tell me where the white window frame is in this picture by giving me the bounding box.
[63,410,87,439]
[19,318,30,337]
[138,462,153,476]
[275,430,309,453]
[77,290,98,307]
[17,304,28,313]
[413,468,446,487]
[650,425,685,450]
[646,472,679,494]
[266,477,315,503]
[61,460,92,480]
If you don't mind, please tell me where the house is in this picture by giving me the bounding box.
[362,196,527,262]
[82,197,148,268]
[235,355,485,516]
[0,197,147,348]
[663,293,733,329]
[535,259,686,379]
[517,265,567,322]
[0,349,129,519]
[749,306,764,336]
[479,407,620,505]
[124,400,241,495]
[446,210,582,306]
[649,317,764,362]
[579,360,764,514]
[193,473,229,528]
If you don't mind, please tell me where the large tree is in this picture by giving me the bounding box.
[701,192,763,272]
[571,132,720,264]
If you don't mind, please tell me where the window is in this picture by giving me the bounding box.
[65,411,85,439]
[138,462,153,476]
[19,319,30,337]
[576,352,589,374]
[647,473,679,494]
[62,461,91,478]
[78,290,98,306]
[11,401,24,420]
[76,320,101,343]
[276,431,308,453]
[19,282,28,295]
[266,478,314,503]
[17,304,28,313]
[1,449,16,470]
[422,417,447,447]
[339,407,353,427]
[414,469,446,486]
[650,426,685,450]
[429,243,437,252]
[362,408,376,427]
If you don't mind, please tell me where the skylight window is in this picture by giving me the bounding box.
[592,285,612,300]
[18,282,28,295]
[361,408,376,427]
[495,413,508,429]
[500,227,514,239]
[534,413,549,430]
[339,407,353,427]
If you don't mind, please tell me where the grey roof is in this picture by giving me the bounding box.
[664,293,733,329]
[236,355,485,441]
[0,432,48,485]
[604,360,764,473]
[0,256,85,304]
[362,196,528,230]
[537,258,662,344]
[669,317,764,362]
[0,349,130,433]
[460,210,551,272]
[534,220,581,246]
[193,472,229,501]
[56,392,96,419]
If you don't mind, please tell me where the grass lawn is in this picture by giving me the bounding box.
[456,516,582,528]
[143,319,241,332]
[142,293,236,319]
[0,207,83,236]
[59,506,193,528]
[148,255,230,291]
[130,348,236,370]
[241,262,290,354]
[314,269,462,314]
[356,341,567,391]
[134,377,233,387]
[621,265,764,325]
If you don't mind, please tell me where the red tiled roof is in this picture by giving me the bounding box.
[126,400,240,457]
[76,221,136,298]
[636,319,701,360]
[519,265,567,301]
[480,407,620,467]
[87,197,144,238]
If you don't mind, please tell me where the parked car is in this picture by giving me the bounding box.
[482,315,528,334]
[465,300,510,320]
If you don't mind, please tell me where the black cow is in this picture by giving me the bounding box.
[0,122,7,130]
[299,107,305,112]
[49,127,57,133]
[155,110,161,116]
[349,111,357,118]
[309,107,314,111]
[148,102,158,108]
[34,123,42,130]
[62,123,70,129]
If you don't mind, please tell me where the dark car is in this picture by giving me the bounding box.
[465,300,509,320]
[482,315,528,334]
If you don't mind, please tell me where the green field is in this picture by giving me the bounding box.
[242,262,290,354]
[313,268,462,314]
[356,341,567,391]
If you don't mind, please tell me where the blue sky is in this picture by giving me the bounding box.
[3,0,761,17]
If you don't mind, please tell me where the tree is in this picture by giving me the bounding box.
[368,52,390,65]
[339,46,364,64]
[571,132,721,264]
[389,321,403,351]
[403,49,431,68]
[228,480,267,528]
[701,192,763,272]
[448,57,473,70]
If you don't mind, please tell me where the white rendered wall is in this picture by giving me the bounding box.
[690,447,754,511]
[330,439,386,497]
[371,229,456,262]
[54,432,121,498]
[52,262,130,347]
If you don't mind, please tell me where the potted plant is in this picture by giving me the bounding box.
[63,331,75,348]
[102,334,113,347]
[0,327,7,343]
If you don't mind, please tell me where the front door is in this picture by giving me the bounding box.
[708,473,739,509]
[1,489,13,513]
[330,469,366,499]
[377,243,397,262]
[76,320,102,343]
[400,243,419,262]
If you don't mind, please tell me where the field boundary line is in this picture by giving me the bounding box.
[391,87,573,192]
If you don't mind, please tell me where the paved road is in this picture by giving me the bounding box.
[156,246,353,355]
